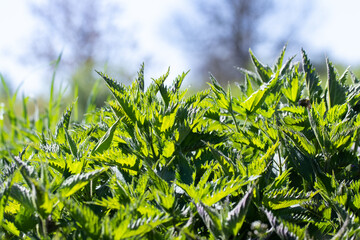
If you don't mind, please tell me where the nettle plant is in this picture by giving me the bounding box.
[1,47,360,239]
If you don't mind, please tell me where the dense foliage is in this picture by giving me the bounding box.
[2,47,360,239]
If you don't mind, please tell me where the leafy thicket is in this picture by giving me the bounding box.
[2,47,360,239]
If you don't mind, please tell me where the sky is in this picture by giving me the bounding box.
[1,0,360,96]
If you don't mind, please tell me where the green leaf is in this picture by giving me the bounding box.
[180,131,227,153]
[286,142,316,184]
[240,75,278,114]
[346,82,360,107]
[171,70,189,94]
[136,63,145,92]
[64,128,78,159]
[91,117,121,155]
[202,177,251,206]
[280,55,296,76]
[244,73,254,97]
[59,168,108,197]
[263,208,305,240]
[54,104,73,139]
[265,187,317,210]
[146,167,170,194]
[120,215,170,239]
[302,48,322,102]
[282,129,316,156]
[279,106,306,115]
[154,67,171,108]
[97,71,138,125]
[0,179,13,223]
[96,70,126,96]
[282,71,301,103]
[208,74,229,109]
[163,141,175,158]
[160,113,176,132]
[326,58,347,108]
[226,186,254,237]
[274,45,287,73]
[206,144,235,177]
[196,202,224,239]
[249,49,273,83]
[63,199,101,239]
[248,141,279,176]
[10,184,36,212]
[13,151,36,188]
[2,220,20,237]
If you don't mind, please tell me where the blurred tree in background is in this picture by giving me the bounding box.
[27,0,134,119]
[25,0,312,100]
[176,0,309,85]
[176,0,274,84]
[30,0,126,68]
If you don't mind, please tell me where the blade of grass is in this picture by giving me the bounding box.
[48,53,63,129]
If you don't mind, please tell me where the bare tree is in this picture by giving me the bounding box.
[29,0,127,69]
[175,0,279,84]
[26,1,136,118]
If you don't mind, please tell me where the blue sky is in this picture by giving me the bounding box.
[1,0,360,96]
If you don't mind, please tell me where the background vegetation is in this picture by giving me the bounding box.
[1,47,360,239]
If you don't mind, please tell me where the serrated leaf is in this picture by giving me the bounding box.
[302,48,322,102]
[279,106,307,115]
[154,67,171,108]
[161,113,176,132]
[346,82,360,107]
[209,75,229,109]
[226,186,254,236]
[240,75,278,114]
[248,141,279,176]
[54,104,73,139]
[63,199,101,239]
[64,128,78,159]
[121,215,170,239]
[180,131,227,153]
[0,179,13,223]
[206,144,235,177]
[266,188,317,210]
[244,73,254,97]
[171,70,189,94]
[91,117,121,155]
[202,178,248,206]
[2,220,20,237]
[353,194,360,209]
[263,208,302,240]
[59,168,108,197]
[249,49,273,83]
[280,55,296,76]
[136,63,145,92]
[286,142,316,184]
[326,58,347,108]
[146,167,169,194]
[96,70,126,96]
[285,129,316,156]
[163,141,175,158]
[274,45,287,73]
[9,184,36,212]
[204,109,221,121]
[196,202,223,239]
[282,74,301,103]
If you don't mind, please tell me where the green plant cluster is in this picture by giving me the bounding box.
[2,47,360,239]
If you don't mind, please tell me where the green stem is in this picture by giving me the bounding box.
[353,130,359,156]
[242,116,248,132]
[278,148,283,176]
[230,109,241,133]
